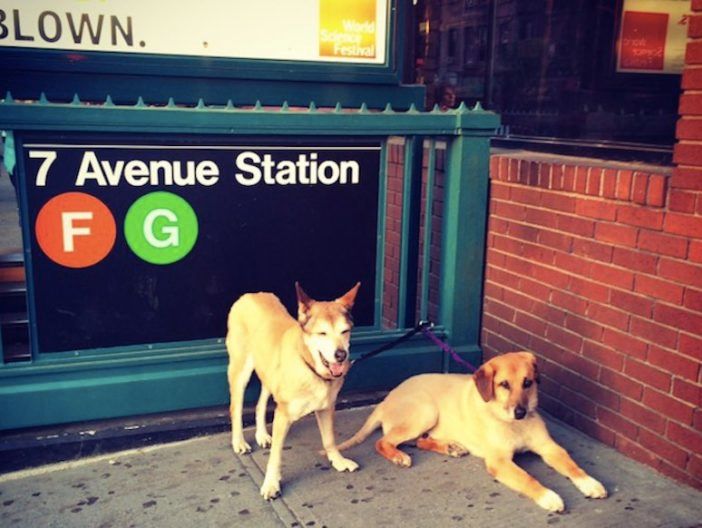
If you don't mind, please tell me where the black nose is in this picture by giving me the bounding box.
[514,405,527,420]
[334,349,348,362]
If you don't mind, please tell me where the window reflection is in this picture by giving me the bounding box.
[414,0,688,148]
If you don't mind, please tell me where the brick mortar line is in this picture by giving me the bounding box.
[490,188,672,219]
[485,274,637,343]
[484,279,702,367]
[489,204,699,272]
[489,226,701,297]
[484,252,702,356]
[485,292,621,352]
[492,159,670,183]
[675,163,702,170]
[486,322,696,450]
[482,312,698,418]
[487,231,702,306]
[489,199,692,250]
[485,338,701,474]
[491,179,669,210]
[490,222,666,269]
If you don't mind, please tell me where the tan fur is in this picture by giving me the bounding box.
[338,351,607,512]
[226,282,361,500]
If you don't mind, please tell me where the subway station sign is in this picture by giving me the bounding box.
[20,134,381,353]
[0,0,388,64]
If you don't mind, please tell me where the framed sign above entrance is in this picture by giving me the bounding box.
[2,0,387,64]
[0,0,406,87]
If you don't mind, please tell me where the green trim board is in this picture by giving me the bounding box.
[0,98,498,430]
[0,97,500,135]
[0,71,426,110]
[0,330,478,430]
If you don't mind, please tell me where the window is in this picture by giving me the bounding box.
[414,0,690,161]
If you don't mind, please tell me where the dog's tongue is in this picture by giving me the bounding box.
[329,362,344,377]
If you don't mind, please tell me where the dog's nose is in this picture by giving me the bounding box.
[514,405,527,420]
[334,349,348,362]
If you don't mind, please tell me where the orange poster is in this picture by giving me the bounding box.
[319,0,377,59]
[619,11,668,71]
[617,0,691,74]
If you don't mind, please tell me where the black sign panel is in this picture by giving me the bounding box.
[20,133,380,353]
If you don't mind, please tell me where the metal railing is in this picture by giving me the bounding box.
[0,94,499,429]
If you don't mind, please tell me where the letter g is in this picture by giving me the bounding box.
[143,209,179,248]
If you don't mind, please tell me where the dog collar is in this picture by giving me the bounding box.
[301,354,333,383]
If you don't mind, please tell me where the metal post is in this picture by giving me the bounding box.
[439,104,493,371]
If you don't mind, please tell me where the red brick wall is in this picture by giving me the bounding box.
[482,154,702,486]
[481,4,702,490]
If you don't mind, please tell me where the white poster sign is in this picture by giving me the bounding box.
[0,0,388,64]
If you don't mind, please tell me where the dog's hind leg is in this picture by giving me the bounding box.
[255,385,272,448]
[416,435,469,458]
[228,354,254,454]
[375,402,439,468]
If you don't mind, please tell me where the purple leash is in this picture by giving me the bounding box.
[353,320,478,373]
[419,322,478,373]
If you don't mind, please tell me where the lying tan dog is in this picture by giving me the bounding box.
[226,282,361,500]
[337,351,607,512]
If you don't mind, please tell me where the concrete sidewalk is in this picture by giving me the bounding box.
[1,406,700,528]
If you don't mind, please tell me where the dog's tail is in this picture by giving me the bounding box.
[336,406,383,452]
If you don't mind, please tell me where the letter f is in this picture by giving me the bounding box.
[61,211,93,252]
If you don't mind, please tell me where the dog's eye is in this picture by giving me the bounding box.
[498,381,510,390]
[317,332,327,336]
[341,329,351,335]
[523,379,533,388]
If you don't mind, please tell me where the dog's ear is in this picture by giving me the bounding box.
[295,282,314,323]
[473,363,494,402]
[336,281,361,310]
[519,351,540,384]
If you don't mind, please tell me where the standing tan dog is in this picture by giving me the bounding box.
[337,352,607,512]
[226,282,361,500]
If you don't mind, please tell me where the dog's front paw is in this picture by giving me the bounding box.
[573,475,607,499]
[391,451,412,468]
[255,430,272,449]
[536,489,565,513]
[232,437,252,455]
[330,455,359,473]
[260,477,281,500]
[447,442,469,458]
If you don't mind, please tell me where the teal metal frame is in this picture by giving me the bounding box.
[0,97,498,430]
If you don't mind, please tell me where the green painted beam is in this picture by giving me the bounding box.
[0,97,499,136]
[0,331,447,430]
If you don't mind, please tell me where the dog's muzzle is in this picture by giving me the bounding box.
[514,405,527,420]
[320,351,348,378]
[334,349,348,362]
